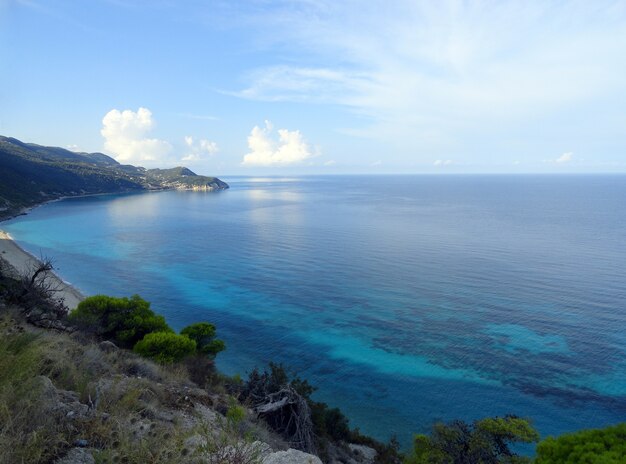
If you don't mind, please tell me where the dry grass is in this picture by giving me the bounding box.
[0,310,278,464]
[0,317,72,462]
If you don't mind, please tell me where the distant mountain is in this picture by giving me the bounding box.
[0,136,228,219]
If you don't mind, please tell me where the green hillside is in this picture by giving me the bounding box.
[0,136,228,219]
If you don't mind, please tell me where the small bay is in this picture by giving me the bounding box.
[4,175,626,446]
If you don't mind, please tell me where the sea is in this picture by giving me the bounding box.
[3,175,626,448]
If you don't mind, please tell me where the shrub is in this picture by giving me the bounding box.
[535,423,626,464]
[226,401,246,425]
[242,363,315,402]
[69,294,171,347]
[133,332,196,363]
[405,415,539,464]
[311,403,350,441]
[195,417,265,464]
[180,322,225,357]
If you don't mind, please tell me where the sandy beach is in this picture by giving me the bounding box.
[0,230,85,310]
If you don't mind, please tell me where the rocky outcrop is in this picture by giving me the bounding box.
[145,167,229,191]
[263,449,323,464]
[347,444,377,464]
[36,375,90,422]
[55,448,95,464]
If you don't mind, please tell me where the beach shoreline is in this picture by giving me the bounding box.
[0,230,85,310]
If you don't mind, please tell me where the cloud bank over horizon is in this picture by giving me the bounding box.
[556,152,573,164]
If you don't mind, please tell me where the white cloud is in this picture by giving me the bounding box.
[323,159,337,166]
[101,107,171,165]
[542,152,575,164]
[228,1,626,164]
[556,152,573,163]
[241,120,314,166]
[66,144,80,152]
[182,135,219,162]
[434,159,453,166]
[232,66,370,103]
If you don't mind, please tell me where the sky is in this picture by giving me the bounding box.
[1,0,626,175]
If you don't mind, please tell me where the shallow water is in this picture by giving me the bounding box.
[4,175,626,447]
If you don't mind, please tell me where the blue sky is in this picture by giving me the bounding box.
[1,0,625,175]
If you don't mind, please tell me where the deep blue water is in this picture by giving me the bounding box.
[4,175,626,448]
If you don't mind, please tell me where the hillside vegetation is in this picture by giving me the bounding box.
[0,136,228,219]
[0,255,383,464]
[1,249,625,463]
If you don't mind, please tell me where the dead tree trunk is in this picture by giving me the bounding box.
[15,256,69,329]
[251,385,316,454]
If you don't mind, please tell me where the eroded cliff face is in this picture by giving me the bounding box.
[168,181,229,192]
[145,167,230,192]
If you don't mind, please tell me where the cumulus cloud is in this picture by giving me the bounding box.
[543,152,575,164]
[182,136,219,162]
[556,152,573,163]
[101,107,171,165]
[241,120,314,166]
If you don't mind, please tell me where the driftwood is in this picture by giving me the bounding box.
[249,385,316,454]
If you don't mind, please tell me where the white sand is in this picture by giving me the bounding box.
[0,230,85,310]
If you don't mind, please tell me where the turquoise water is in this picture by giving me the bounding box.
[4,175,626,447]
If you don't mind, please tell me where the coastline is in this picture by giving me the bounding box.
[0,230,85,310]
[0,185,228,310]
[0,185,227,223]
[0,190,145,223]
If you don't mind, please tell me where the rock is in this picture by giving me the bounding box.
[98,340,118,352]
[263,449,323,464]
[34,376,89,420]
[184,433,207,451]
[130,419,152,439]
[193,402,217,423]
[348,444,377,463]
[55,447,94,464]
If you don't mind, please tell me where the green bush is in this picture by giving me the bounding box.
[133,332,196,363]
[180,322,226,357]
[535,423,626,464]
[69,294,171,347]
[405,415,538,464]
[310,402,350,441]
[226,401,246,425]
